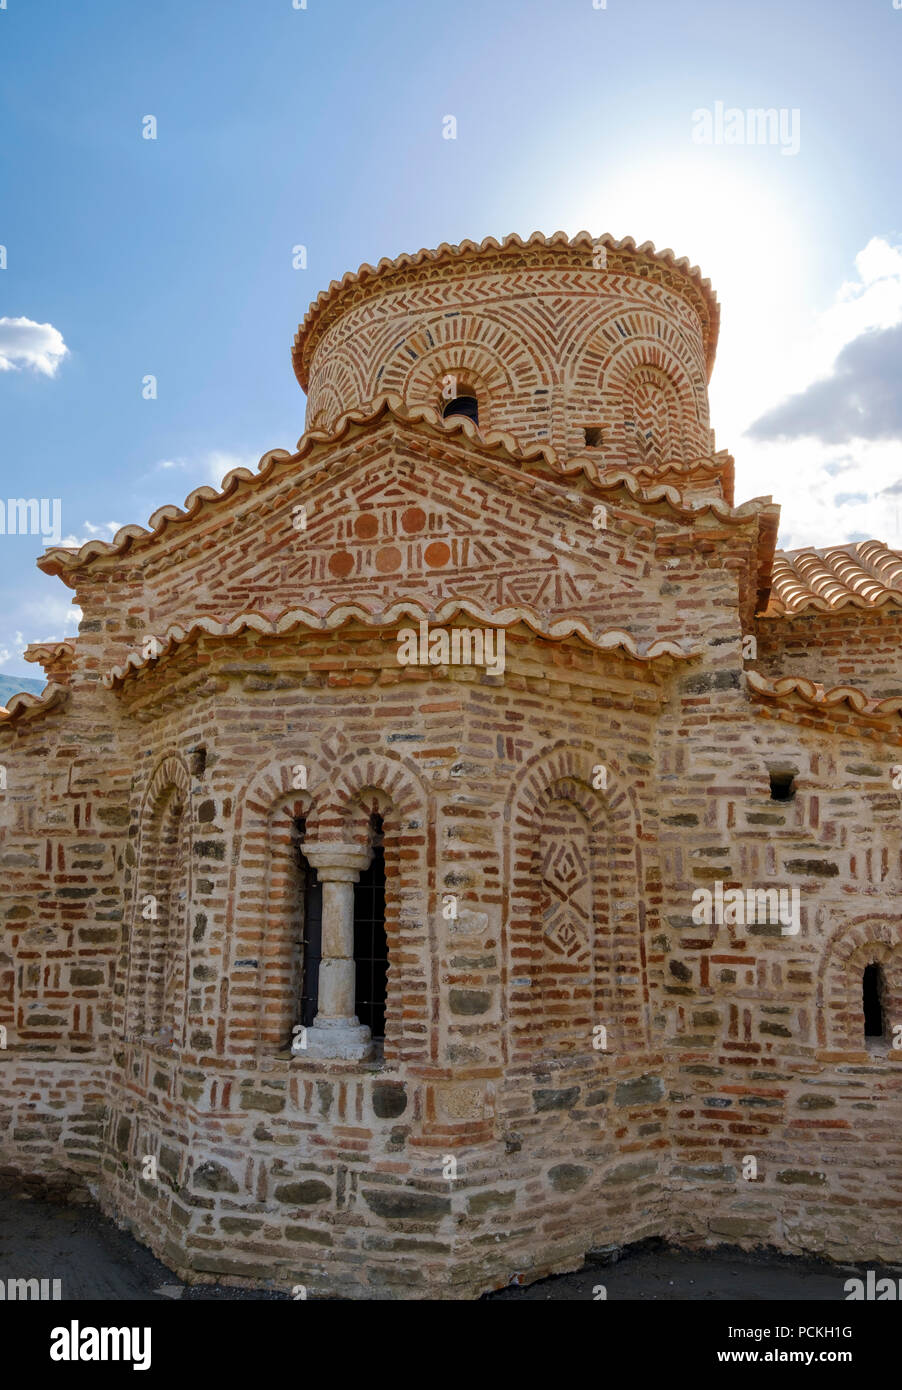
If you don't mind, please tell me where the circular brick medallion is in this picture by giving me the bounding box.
[424,541,451,568]
[375,546,403,574]
[328,551,354,578]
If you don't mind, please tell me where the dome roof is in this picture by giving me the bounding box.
[292,229,720,391]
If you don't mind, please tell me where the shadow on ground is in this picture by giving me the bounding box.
[0,1192,895,1301]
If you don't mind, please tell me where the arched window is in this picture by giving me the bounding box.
[353,814,388,1040]
[863,962,886,1041]
[443,395,479,426]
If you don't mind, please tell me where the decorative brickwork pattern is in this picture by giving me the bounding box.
[2,230,901,1296]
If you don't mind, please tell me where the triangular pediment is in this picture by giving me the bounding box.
[178,421,667,636]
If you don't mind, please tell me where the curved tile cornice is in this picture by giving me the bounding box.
[0,683,69,724]
[747,669,902,720]
[292,229,720,388]
[38,395,768,583]
[104,603,704,688]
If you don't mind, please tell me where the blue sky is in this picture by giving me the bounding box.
[1,0,901,678]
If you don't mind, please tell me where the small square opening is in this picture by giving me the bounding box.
[583,426,604,448]
[190,746,207,778]
[769,771,795,802]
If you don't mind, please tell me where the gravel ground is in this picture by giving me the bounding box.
[0,1191,893,1301]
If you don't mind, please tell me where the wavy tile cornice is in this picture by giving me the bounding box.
[24,640,76,664]
[0,683,69,724]
[104,603,704,688]
[747,670,902,720]
[292,230,720,387]
[38,395,769,583]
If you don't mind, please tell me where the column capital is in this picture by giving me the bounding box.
[301,841,372,878]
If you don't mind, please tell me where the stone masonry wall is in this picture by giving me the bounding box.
[754,607,902,698]
[4,606,901,1294]
[657,671,902,1262]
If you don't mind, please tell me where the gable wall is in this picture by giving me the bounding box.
[754,606,902,697]
[60,430,759,696]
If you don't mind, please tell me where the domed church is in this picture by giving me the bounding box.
[2,231,901,1298]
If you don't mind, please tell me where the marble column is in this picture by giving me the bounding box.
[292,842,374,1061]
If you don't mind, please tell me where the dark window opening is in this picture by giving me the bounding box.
[190,746,207,777]
[443,395,479,426]
[863,962,886,1040]
[769,771,796,802]
[353,814,388,1039]
[294,818,322,1030]
[583,426,604,448]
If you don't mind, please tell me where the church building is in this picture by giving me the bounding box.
[2,231,900,1298]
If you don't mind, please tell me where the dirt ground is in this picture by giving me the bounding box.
[1,1190,895,1301]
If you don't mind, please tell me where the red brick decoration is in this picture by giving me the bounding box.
[2,230,902,1296]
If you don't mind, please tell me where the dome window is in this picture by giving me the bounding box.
[443,395,479,426]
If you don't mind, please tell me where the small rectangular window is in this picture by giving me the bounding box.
[769,772,795,802]
[863,963,886,1040]
[583,426,604,448]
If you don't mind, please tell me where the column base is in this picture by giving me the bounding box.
[292,1019,374,1061]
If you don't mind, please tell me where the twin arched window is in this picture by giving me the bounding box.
[294,813,388,1042]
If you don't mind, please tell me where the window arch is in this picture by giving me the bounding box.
[817,919,902,1052]
[324,755,429,1063]
[505,750,647,1067]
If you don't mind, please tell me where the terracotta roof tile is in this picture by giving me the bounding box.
[747,669,902,721]
[37,396,772,584]
[24,640,76,664]
[765,541,902,616]
[103,604,704,688]
[0,683,69,724]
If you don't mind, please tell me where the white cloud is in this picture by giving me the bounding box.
[0,316,69,377]
[205,450,258,486]
[153,451,258,488]
[19,598,82,636]
[723,235,902,552]
[57,520,123,549]
[0,609,80,675]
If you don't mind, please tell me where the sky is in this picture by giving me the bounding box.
[1,0,901,679]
